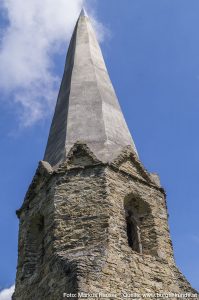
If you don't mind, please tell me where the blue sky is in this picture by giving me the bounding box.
[0,0,199,297]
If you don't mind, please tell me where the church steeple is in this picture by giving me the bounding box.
[14,10,197,300]
[44,10,137,167]
[80,7,88,17]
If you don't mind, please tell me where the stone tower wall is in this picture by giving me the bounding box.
[13,8,198,299]
[13,145,198,299]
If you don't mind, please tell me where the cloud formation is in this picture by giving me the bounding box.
[0,285,14,300]
[0,0,104,127]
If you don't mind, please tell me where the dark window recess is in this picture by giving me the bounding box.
[124,195,157,256]
[125,210,142,253]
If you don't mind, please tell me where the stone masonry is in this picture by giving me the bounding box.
[13,9,198,300]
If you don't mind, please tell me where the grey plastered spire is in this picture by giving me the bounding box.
[80,7,88,17]
[44,10,138,167]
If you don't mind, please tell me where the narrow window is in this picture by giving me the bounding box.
[124,195,157,256]
[125,210,142,253]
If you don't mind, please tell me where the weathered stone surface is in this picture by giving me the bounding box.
[13,8,198,300]
[13,143,198,299]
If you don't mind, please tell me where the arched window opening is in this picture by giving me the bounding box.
[125,209,142,253]
[22,215,45,279]
[124,195,157,255]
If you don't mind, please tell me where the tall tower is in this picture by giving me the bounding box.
[14,9,198,300]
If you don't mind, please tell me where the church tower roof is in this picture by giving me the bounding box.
[14,10,197,300]
[44,10,137,167]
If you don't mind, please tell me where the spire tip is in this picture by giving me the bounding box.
[80,8,88,17]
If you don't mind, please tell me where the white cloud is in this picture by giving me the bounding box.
[0,285,15,300]
[0,0,105,127]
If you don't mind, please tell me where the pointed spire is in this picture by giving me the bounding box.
[44,11,138,167]
[79,8,88,17]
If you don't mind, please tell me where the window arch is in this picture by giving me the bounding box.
[124,195,157,255]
